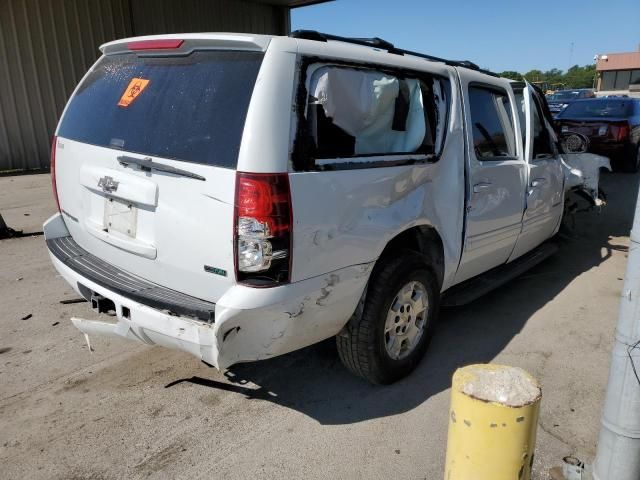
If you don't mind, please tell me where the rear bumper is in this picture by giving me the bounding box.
[47,236,217,322]
[44,214,372,369]
[588,142,629,158]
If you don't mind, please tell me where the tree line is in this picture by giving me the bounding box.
[499,64,596,90]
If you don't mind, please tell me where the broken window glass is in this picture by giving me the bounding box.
[297,64,449,167]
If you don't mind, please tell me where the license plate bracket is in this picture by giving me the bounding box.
[104,197,137,238]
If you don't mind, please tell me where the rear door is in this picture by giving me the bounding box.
[509,84,564,260]
[454,71,527,284]
[54,42,265,302]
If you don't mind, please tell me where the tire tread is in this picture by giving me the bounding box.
[337,251,438,384]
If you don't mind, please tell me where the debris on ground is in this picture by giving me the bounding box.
[20,314,32,320]
[59,298,87,305]
[0,213,22,239]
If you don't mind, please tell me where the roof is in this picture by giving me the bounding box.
[596,51,640,71]
[253,0,333,7]
[290,30,500,77]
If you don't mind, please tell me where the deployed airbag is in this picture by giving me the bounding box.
[309,67,426,155]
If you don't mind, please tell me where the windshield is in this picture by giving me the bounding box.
[58,50,264,168]
[561,100,633,118]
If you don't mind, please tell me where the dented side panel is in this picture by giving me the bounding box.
[288,63,465,291]
[214,263,372,367]
[46,221,373,369]
[562,153,611,200]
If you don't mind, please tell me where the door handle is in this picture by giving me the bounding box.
[530,178,547,188]
[473,182,493,193]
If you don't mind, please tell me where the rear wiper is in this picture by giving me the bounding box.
[117,156,206,181]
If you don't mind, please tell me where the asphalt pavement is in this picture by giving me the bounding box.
[0,172,636,479]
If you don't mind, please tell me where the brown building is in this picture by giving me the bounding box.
[0,0,331,171]
[595,50,640,97]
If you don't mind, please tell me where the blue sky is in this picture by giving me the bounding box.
[292,0,640,73]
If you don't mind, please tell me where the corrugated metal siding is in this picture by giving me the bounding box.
[0,0,132,171]
[131,0,288,36]
[0,0,287,171]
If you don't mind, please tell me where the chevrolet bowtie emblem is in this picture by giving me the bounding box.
[97,176,119,193]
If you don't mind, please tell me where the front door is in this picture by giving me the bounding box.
[454,71,527,284]
[509,84,564,260]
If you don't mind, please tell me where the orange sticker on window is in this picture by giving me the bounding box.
[117,78,150,107]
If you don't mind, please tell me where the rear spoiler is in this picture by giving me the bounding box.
[100,33,272,56]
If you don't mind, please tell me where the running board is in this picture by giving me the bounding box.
[442,242,559,307]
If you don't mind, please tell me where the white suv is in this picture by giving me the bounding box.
[44,31,604,384]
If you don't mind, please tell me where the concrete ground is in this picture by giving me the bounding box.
[0,172,636,479]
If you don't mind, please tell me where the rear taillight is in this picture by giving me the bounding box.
[50,136,60,212]
[234,172,292,286]
[614,122,630,142]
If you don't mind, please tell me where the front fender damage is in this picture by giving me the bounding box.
[561,153,611,207]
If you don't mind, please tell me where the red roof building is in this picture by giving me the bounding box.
[596,51,640,94]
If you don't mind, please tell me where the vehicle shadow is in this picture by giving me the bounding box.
[168,171,638,425]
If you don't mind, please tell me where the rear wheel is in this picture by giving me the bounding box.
[336,250,439,384]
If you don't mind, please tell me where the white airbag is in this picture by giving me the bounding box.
[310,67,426,155]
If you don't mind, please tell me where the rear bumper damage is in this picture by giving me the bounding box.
[44,214,371,369]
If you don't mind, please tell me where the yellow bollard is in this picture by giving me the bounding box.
[444,364,542,480]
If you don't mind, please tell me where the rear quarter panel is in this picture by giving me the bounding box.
[237,37,299,174]
[286,44,466,289]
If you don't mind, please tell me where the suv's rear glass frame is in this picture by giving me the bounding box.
[57,50,264,169]
[291,56,452,171]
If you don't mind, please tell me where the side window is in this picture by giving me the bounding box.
[468,86,516,160]
[293,63,450,170]
[531,95,554,159]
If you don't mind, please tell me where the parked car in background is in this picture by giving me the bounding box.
[555,98,640,172]
[547,89,595,117]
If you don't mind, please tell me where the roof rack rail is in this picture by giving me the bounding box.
[290,30,401,53]
[289,30,499,78]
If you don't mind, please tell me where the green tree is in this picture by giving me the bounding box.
[524,69,544,82]
[499,70,523,81]
[544,68,563,85]
[498,65,597,91]
[564,64,596,89]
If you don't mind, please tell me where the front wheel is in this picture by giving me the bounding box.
[336,250,439,384]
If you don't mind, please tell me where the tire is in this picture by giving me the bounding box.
[336,250,440,384]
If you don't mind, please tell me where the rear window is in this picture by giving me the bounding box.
[561,100,633,118]
[58,50,264,168]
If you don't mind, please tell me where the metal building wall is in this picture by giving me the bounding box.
[0,0,133,171]
[131,0,288,37]
[0,0,288,172]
